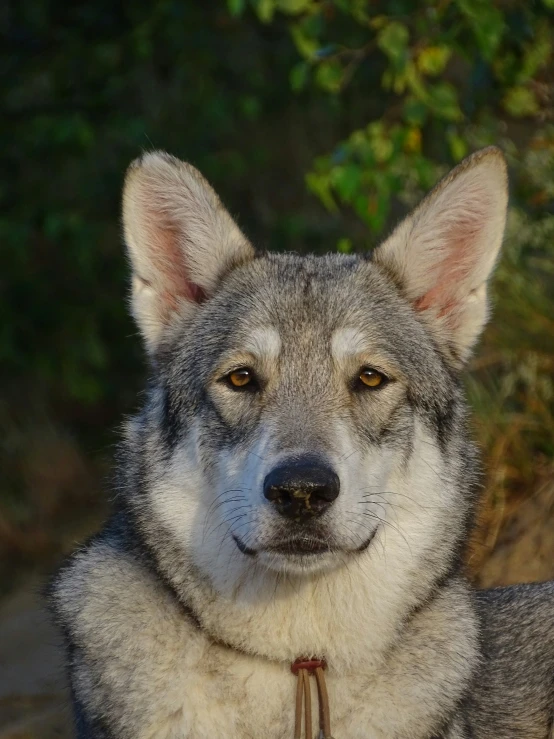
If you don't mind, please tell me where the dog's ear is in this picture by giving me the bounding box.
[373,147,508,367]
[122,152,254,353]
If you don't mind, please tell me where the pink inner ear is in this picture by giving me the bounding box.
[413,209,485,319]
[188,283,207,303]
[145,208,206,309]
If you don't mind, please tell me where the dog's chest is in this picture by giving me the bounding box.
[61,546,471,738]
[143,643,399,739]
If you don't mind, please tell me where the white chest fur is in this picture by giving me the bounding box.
[126,645,394,739]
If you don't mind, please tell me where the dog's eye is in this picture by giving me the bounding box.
[358,367,388,389]
[225,368,258,390]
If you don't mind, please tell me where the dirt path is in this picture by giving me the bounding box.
[0,580,72,738]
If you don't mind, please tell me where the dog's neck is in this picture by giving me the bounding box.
[137,437,471,673]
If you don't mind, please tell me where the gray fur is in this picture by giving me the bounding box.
[49,148,554,738]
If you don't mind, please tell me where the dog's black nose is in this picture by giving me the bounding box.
[263,458,340,521]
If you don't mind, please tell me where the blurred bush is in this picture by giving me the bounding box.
[1,0,553,590]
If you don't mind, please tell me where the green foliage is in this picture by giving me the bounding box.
[503,87,540,117]
[232,0,554,247]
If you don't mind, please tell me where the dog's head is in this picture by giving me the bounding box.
[122,149,507,580]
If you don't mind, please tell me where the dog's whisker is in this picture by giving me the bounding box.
[358,490,441,512]
[201,495,248,542]
[355,510,413,557]
[206,488,250,517]
[206,511,247,543]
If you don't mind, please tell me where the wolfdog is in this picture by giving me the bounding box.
[50,147,554,738]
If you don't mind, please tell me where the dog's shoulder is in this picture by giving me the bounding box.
[48,514,188,648]
[475,581,554,686]
[465,583,554,738]
[476,581,554,647]
[48,516,214,738]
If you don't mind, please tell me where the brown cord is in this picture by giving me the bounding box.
[291,659,333,739]
[303,670,312,739]
[314,666,331,738]
[294,669,304,739]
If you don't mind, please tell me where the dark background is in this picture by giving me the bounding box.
[1,1,553,735]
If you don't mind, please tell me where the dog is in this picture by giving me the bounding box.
[49,146,554,738]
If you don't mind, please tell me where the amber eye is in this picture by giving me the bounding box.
[358,368,387,389]
[226,368,256,390]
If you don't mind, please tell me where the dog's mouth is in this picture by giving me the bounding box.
[232,529,377,558]
[267,536,332,556]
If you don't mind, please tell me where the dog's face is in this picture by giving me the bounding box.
[123,149,507,579]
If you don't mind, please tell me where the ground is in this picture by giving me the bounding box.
[0,583,71,739]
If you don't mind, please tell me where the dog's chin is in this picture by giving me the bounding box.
[233,530,377,575]
[259,549,341,575]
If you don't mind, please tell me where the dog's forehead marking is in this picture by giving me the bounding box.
[242,327,281,361]
[331,327,368,362]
